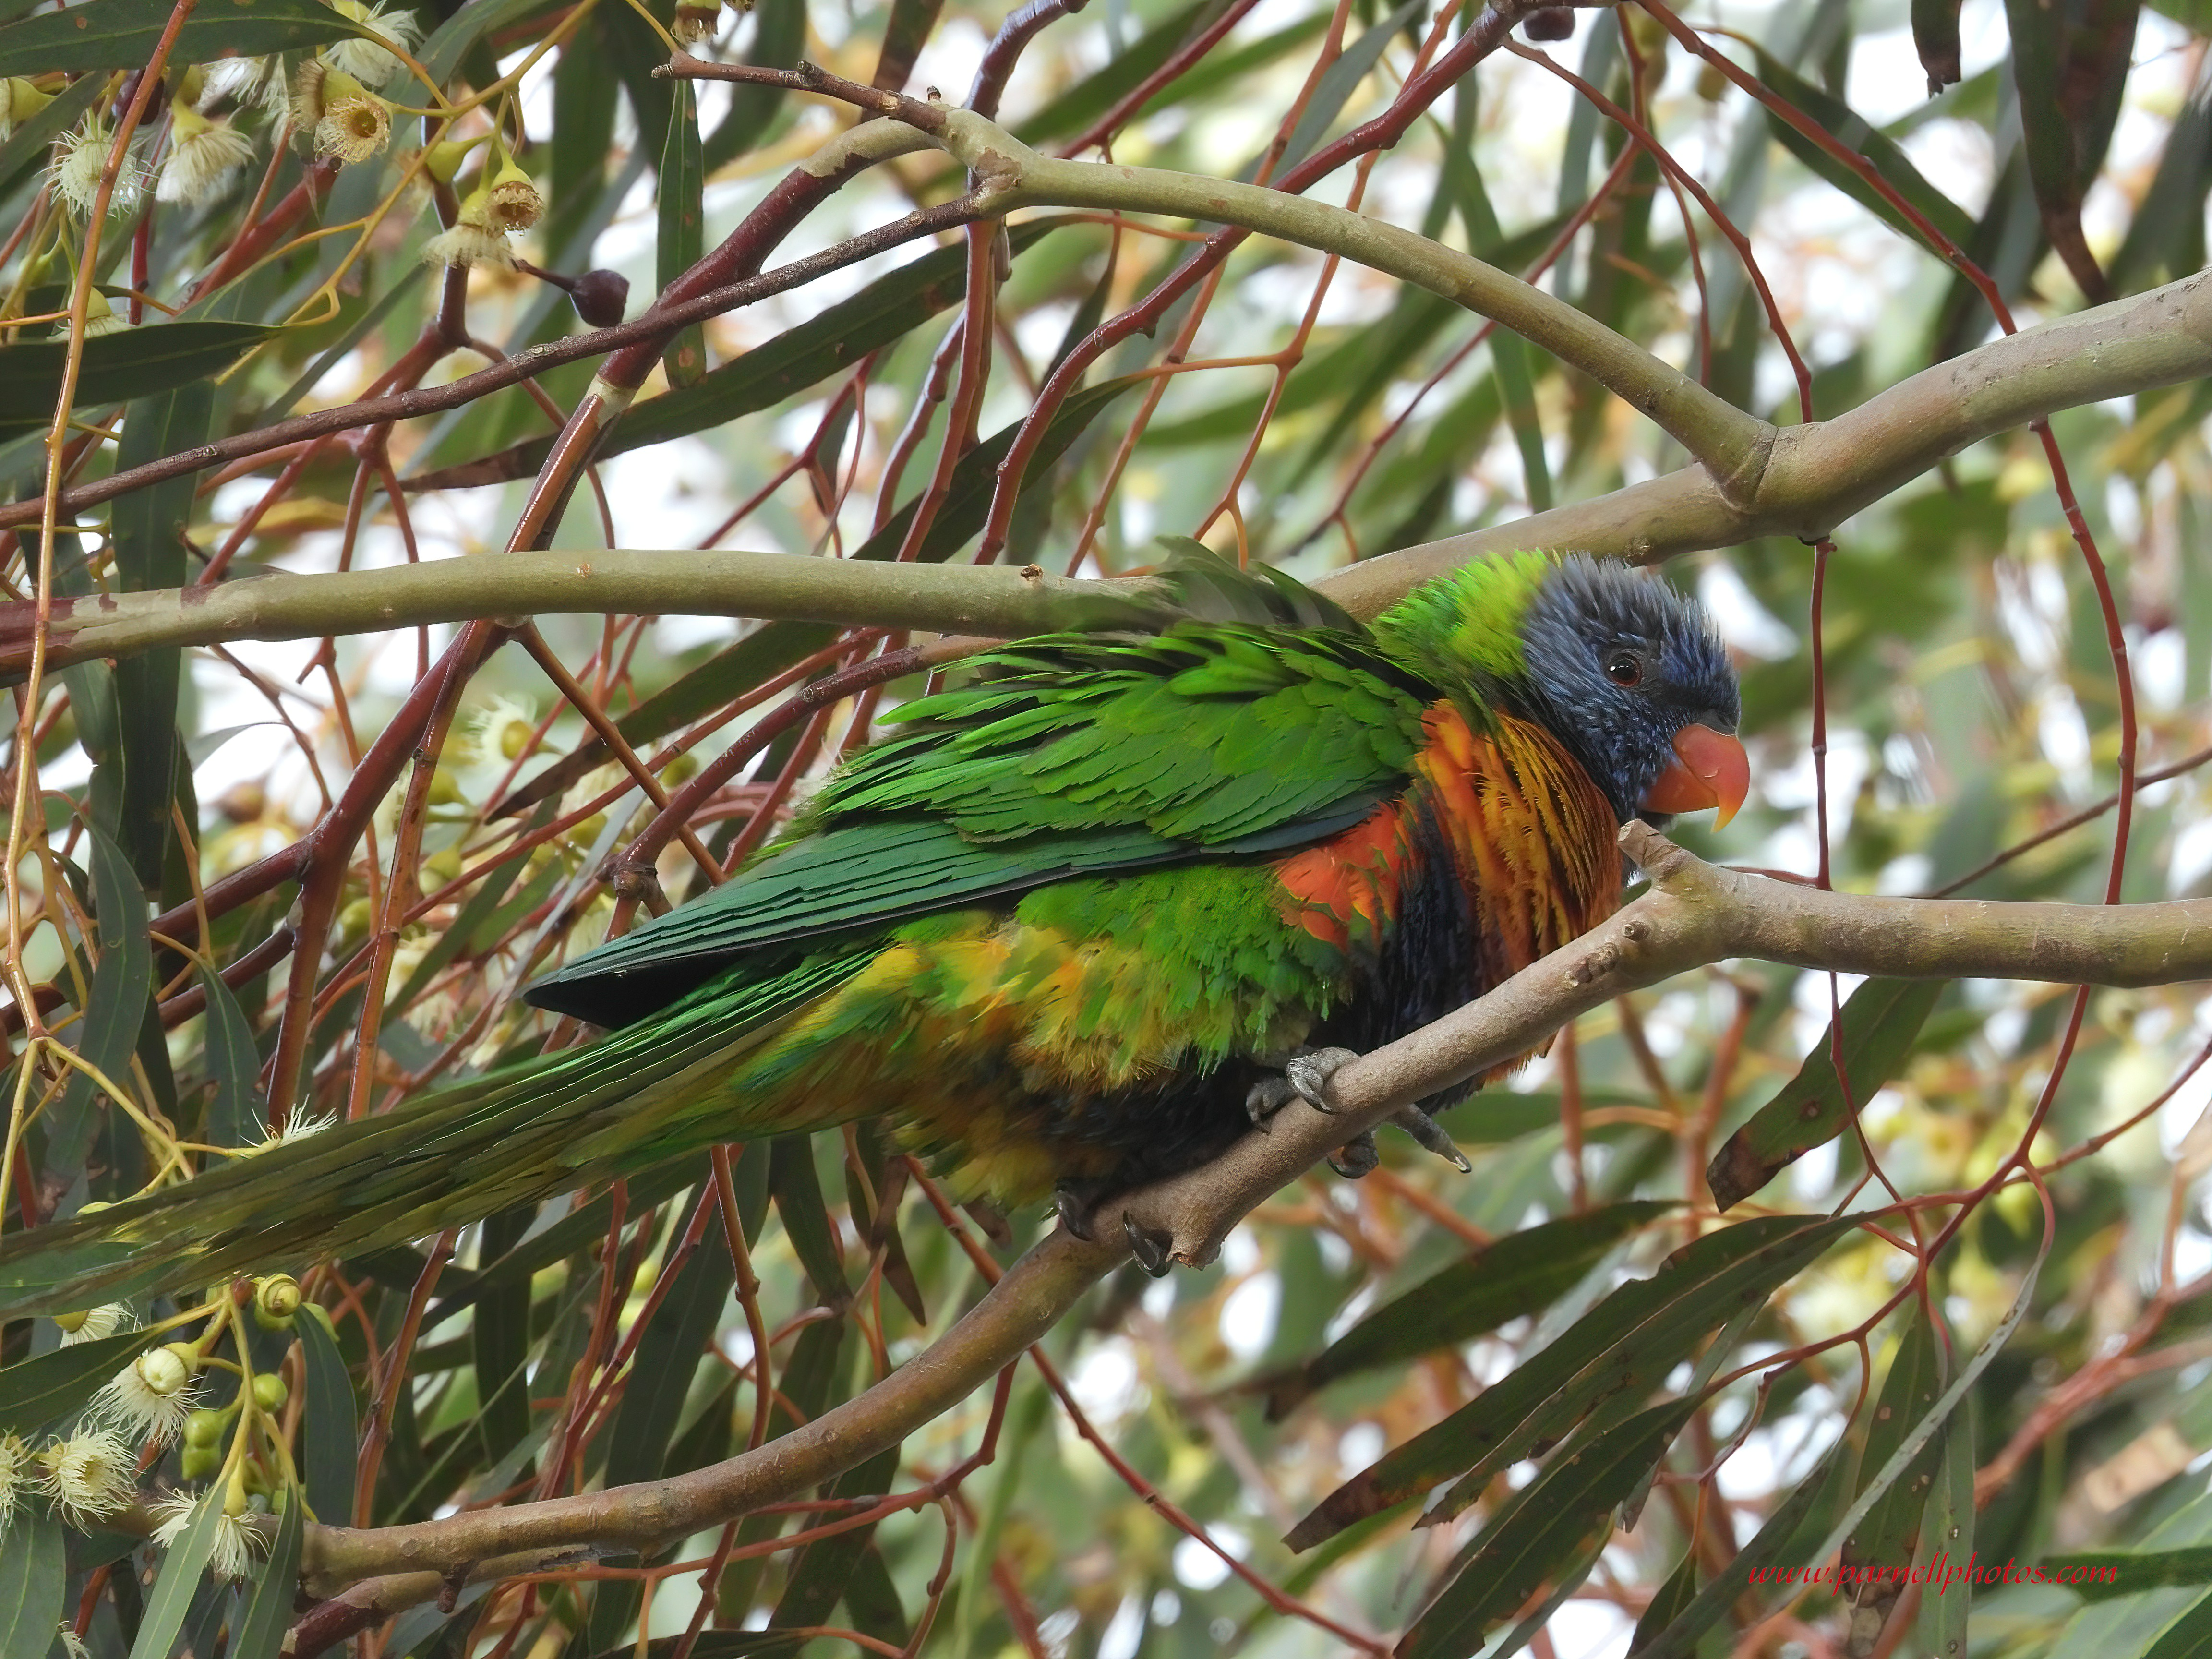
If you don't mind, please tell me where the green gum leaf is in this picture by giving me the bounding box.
[0,0,370,76]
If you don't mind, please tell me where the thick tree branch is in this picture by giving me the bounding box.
[287,828,2212,1613]
[1330,271,2212,608]
[1,551,1170,680]
[12,270,2210,674]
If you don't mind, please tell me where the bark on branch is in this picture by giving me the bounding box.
[11,265,2210,676]
[291,829,2212,1609]
[0,550,1169,681]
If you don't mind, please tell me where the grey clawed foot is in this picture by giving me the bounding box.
[1245,1074,1295,1126]
[1388,1105,1472,1172]
[1284,1046,1360,1114]
[1055,1180,1099,1242]
[1328,1131,1380,1179]
[1123,1213,1175,1276]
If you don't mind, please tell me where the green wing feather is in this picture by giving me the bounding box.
[0,551,1444,1316]
[531,558,1438,1024]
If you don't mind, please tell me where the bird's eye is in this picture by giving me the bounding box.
[1604,649,1642,686]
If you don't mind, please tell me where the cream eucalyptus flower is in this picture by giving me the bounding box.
[53,1302,134,1346]
[35,1426,138,1527]
[88,1344,201,1447]
[157,99,256,204]
[150,1485,271,1579]
[322,0,423,84]
[420,180,516,270]
[0,1431,30,1534]
[50,120,144,216]
[291,60,390,164]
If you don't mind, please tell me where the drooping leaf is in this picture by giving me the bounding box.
[1917,1393,1975,1655]
[1629,1439,1852,1658]
[1913,0,1963,89]
[1288,1214,1860,1549]
[770,1444,907,1639]
[601,1210,733,1489]
[1749,46,1977,256]
[127,1488,223,1659]
[1254,1201,1674,1417]
[299,1307,359,1525]
[2005,0,2140,301]
[48,826,154,1187]
[0,1508,65,1659]
[1400,1395,1704,1659]
[769,1139,849,1307]
[109,380,213,886]
[1629,1549,1700,1653]
[1707,977,1944,1210]
[0,1324,155,1435]
[193,964,263,1151]
[0,323,276,437]
[871,0,947,91]
[229,1486,305,1659]
[658,79,706,391]
[0,0,369,77]
[1792,1249,2045,1615]
[1839,1303,1950,1640]
[1274,0,1424,177]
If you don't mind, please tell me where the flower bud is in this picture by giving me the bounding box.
[184,1407,228,1449]
[137,1345,196,1398]
[251,1372,289,1412]
[253,1274,302,1326]
[181,1440,224,1479]
[423,135,480,184]
[569,267,629,327]
[1,76,56,140]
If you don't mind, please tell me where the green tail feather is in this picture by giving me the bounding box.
[0,947,876,1319]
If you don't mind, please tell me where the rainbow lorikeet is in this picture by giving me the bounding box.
[0,549,1743,1312]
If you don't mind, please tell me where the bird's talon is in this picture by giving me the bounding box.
[1245,1076,1294,1126]
[1285,1046,1360,1114]
[1327,1131,1380,1179]
[1389,1105,1472,1172]
[1123,1213,1174,1276]
[1055,1180,1099,1242]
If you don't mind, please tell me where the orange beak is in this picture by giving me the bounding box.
[1639,723,1749,830]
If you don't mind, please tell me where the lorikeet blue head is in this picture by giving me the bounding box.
[1378,551,1747,830]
